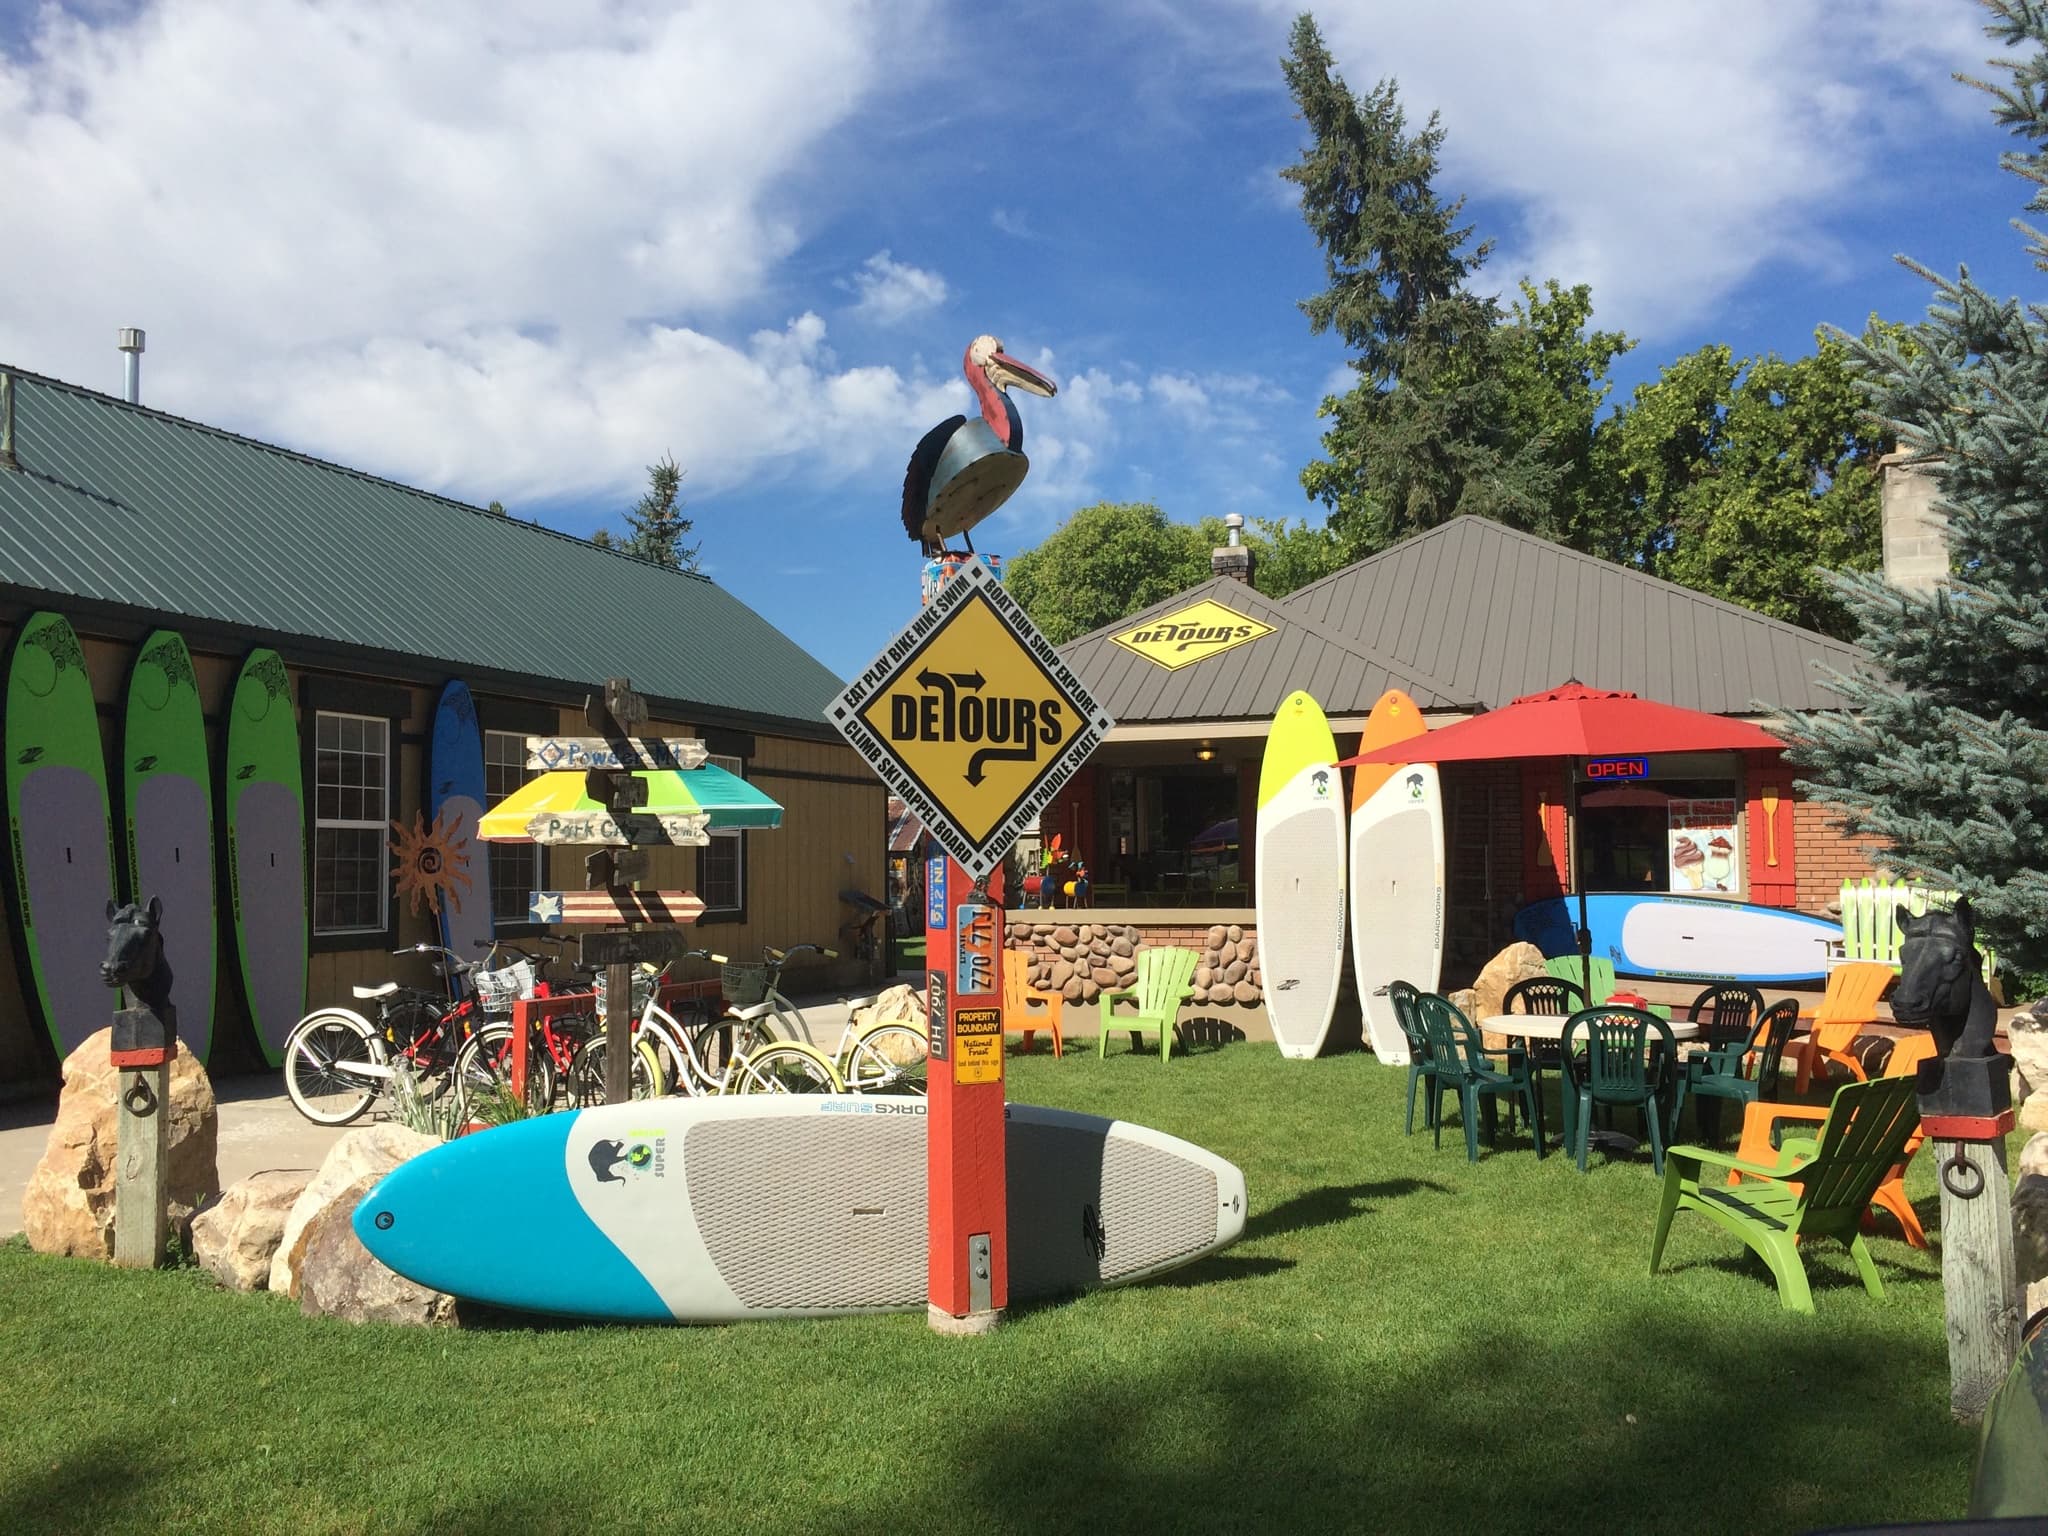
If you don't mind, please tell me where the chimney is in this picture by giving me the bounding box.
[117,328,145,404]
[1881,450,1949,592]
[0,373,16,471]
[1211,511,1256,585]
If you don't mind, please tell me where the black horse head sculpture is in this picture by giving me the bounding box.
[1893,898,1997,1061]
[102,896,173,1015]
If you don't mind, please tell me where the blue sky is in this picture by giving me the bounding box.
[2,0,2042,683]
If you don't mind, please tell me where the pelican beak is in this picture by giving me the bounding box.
[987,350,1057,399]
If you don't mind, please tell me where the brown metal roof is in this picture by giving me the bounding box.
[1282,517,1867,715]
[1057,574,1469,726]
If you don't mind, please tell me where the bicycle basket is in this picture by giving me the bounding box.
[592,967,654,1016]
[473,959,537,1013]
[721,962,769,1007]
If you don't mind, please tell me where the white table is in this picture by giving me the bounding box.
[1483,1014,1698,1042]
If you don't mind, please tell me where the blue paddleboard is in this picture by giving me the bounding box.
[1514,893,1842,986]
[424,680,492,972]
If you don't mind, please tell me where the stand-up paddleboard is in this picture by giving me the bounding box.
[426,680,492,976]
[1514,893,1842,986]
[1347,690,1429,1064]
[5,612,117,1060]
[355,1097,1247,1322]
[1350,773,1443,1066]
[1255,690,1346,1059]
[226,650,305,1067]
[124,630,217,1062]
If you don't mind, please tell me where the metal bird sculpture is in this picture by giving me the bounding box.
[901,334,1057,555]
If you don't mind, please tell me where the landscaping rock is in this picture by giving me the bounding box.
[22,1027,219,1261]
[1110,936,1135,958]
[1049,958,1075,989]
[1207,925,1228,949]
[271,1124,440,1296]
[191,1169,315,1291]
[1061,978,1085,1002]
[1232,981,1260,1005]
[1052,926,1078,947]
[1472,941,1549,1021]
[1091,966,1121,990]
[2011,1008,2048,1128]
[1208,984,1235,1005]
[851,983,927,1031]
[297,1173,458,1326]
[2023,1133,2048,1180]
[1195,966,1214,989]
[1222,959,1247,985]
[1110,952,1136,975]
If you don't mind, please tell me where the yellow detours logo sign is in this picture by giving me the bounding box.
[1111,599,1274,670]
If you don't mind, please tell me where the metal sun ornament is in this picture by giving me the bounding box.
[901,334,1058,556]
[388,809,474,917]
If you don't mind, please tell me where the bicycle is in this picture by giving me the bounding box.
[447,937,605,1114]
[281,943,507,1126]
[721,943,929,1095]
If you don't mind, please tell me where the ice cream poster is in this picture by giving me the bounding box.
[1668,800,1742,893]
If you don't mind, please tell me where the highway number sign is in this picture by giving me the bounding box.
[828,559,1111,880]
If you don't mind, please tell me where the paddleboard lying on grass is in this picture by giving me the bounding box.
[354,1096,1247,1322]
[1256,690,1346,1059]
[1513,893,1843,986]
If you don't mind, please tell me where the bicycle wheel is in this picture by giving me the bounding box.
[731,1041,843,1095]
[283,1011,383,1126]
[688,1014,777,1078]
[565,1034,666,1106]
[382,998,461,1102]
[843,1022,928,1096]
[453,1025,558,1117]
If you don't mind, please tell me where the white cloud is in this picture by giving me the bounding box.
[990,206,1035,238]
[844,250,949,325]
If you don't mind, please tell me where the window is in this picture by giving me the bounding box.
[485,730,542,923]
[698,753,747,915]
[313,712,390,935]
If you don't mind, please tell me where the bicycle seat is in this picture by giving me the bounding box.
[840,993,880,1014]
[730,1000,777,1023]
[352,982,400,1001]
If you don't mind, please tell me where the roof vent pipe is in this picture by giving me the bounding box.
[0,372,16,471]
[1224,511,1243,547]
[1211,511,1255,585]
[117,328,145,404]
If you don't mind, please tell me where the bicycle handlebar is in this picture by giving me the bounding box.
[392,942,475,974]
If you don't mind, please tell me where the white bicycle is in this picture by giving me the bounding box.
[719,943,929,1095]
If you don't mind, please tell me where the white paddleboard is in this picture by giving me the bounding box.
[1255,691,1347,1059]
[1350,766,1445,1062]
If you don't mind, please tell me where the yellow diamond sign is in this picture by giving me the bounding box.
[1111,598,1274,670]
[828,559,1112,879]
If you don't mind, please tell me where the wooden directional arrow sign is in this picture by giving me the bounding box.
[529,890,705,926]
[524,811,710,846]
[827,557,1112,880]
[579,927,694,969]
[524,737,708,772]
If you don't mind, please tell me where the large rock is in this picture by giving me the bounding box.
[271,1124,441,1296]
[22,1027,219,1260]
[1471,941,1551,1022]
[2011,1008,2048,1129]
[851,983,927,1032]
[191,1169,315,1290]
[296,1173,457,1326]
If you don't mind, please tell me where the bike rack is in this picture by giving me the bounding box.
[509,979,723,1104]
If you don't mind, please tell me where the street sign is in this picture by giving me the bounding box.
[827,558,1112,879]
[585,847,650,889]
[585,767,650,810]
[529,890,705,926]
[525,811,710,846]
[525,736,707,771]
[578,927,694,968]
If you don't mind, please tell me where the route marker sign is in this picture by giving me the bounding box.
[827,558,1112,879]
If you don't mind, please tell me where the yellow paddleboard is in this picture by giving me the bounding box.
[1255,691,1346,1059]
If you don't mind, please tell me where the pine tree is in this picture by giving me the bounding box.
[618,453,701,571]
[1775,0,2048,970]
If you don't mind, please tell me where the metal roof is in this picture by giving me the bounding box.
[1282,517,1867,715]
[0,367,845,734]
[1058,573,1469,726]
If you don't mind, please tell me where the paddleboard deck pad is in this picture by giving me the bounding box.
[1514,893,1843,986]
[355,1097,1247,1322]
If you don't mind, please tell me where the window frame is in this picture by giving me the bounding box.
[483,727,545,932]
[308,706,399,949]
[694,751,749,925]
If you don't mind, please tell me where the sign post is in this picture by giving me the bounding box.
[829,556,1111,1333]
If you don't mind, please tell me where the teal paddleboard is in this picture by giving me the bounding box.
[5,612,117,1061]
[124,630,217,1062]
[225,649,305,1067]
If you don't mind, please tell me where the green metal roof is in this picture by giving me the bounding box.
[0,367,844,734]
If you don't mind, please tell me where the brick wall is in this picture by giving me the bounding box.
[1793,797,1889,911]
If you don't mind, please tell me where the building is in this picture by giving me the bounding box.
[0,365,883,1089]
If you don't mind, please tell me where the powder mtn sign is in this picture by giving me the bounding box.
[829,558,1111,880]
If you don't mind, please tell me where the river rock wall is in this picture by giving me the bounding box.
[1006,921,1262,1006]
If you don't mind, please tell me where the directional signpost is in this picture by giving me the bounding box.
[525,736,708,771]
[528,890,706,926]
[829,554,1111,1333]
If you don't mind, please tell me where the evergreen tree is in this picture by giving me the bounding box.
[592,454,700,568]
[1775,0,2048,969]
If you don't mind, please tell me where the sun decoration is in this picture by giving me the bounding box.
[389,809,474,917]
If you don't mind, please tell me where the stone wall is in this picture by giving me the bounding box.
[1007,921,1263,1005]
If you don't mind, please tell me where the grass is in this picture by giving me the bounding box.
[0,1040,1988,1535]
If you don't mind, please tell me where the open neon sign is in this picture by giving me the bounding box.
[1585,757,1649,780]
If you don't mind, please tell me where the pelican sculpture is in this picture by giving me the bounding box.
[901,334,1057,555]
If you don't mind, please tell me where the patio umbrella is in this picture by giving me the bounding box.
[477,763,783,844]
[1340,681,1782,995]
[1189,817,1238,853]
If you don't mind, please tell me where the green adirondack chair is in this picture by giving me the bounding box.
[1547,952,1618,1003]
[1098,946,1200,1062]
[1649,1075,1921,1313]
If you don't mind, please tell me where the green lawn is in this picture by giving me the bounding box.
[0,1042,1983,1535]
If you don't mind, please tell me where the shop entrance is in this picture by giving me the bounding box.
[1574,756,1746,897]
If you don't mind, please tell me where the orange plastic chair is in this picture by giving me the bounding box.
[1730,1029,1936,1249]
[1784,962,1894,1094]
[1003,964,1065,1058]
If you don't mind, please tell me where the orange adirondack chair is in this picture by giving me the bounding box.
[1731,1028,1936,1249]
[1003,964,1065,1057]
[1784,962,1894,1094]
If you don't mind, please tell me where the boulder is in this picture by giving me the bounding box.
[1226,925,1243,944]
[22,1027,219,1261]
[2023,1133,2048,1181]
[2011,1008,2048,1126]
[271,1124,441,1296]
[851,983,927,1031]
[1207,925,1228,949]
[296,1173,457,1326]
[1471,942,1550,1022]
[1232,981,1261,1005]
[191,1169,315,1291]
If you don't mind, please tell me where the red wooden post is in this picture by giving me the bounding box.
[510,994,530,1106]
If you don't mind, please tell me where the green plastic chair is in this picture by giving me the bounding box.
[1649,1075,1922,1313]
[1672,997,1799,1143]
[1098,946,1199,1062]
[1418,993,1543,1162]
[1546,952,1618,1003]
[1559,1006,1678,1174]
[1386,980,1439,1135]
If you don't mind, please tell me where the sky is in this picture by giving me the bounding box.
[2,0,2043,684]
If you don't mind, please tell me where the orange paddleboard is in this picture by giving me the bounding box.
[1348,690,1426,812]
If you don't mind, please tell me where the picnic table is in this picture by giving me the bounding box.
[1484,1012,1697,1158]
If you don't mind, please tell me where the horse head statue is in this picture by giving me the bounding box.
[102,896,173,1015]
[1893,898,1997,1061]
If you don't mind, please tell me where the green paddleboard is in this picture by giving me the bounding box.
[124,630,217,1062]
[225,649,305,1067]
[5,611,117,1061]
